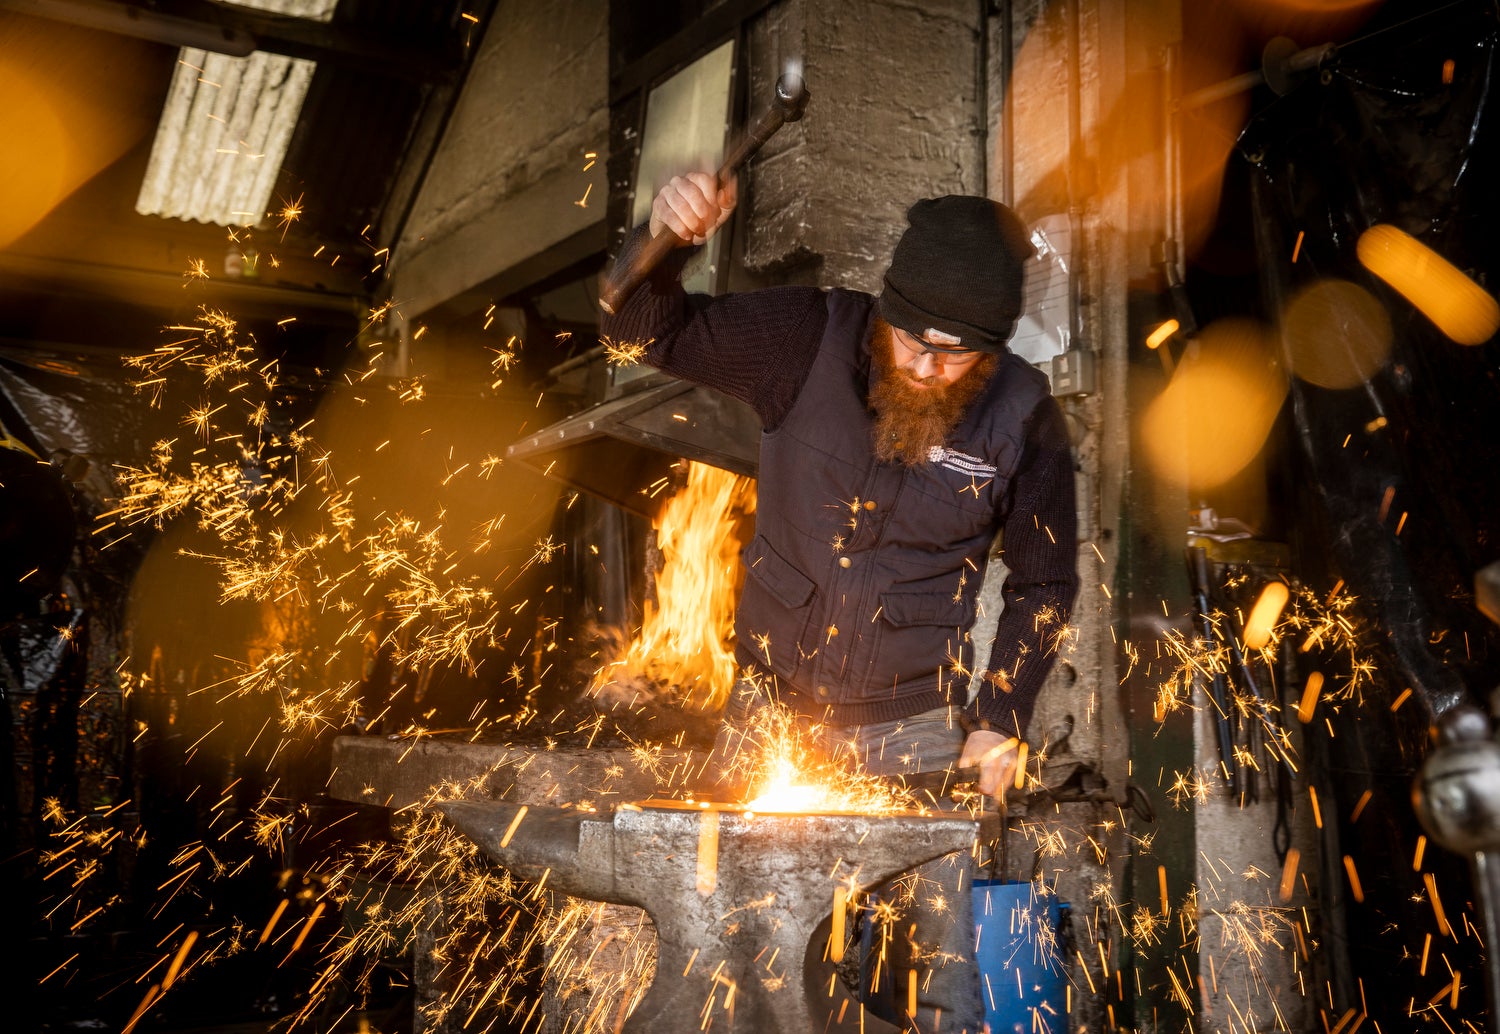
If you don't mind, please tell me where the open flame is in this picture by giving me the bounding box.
[592,460,753,711]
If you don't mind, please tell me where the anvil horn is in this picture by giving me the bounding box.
[440,799,619,901]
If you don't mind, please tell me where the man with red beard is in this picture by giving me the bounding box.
[602,172,1078,1034]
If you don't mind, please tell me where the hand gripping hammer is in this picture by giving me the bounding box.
[599,72,810,315]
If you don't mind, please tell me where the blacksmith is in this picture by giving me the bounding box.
[601,171,1080,1034]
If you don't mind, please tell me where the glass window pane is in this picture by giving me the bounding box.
[631,39,735,296]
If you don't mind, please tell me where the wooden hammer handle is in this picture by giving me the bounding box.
[599,225,688,315]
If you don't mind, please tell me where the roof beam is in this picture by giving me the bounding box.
[0,251,366,318]
[3,0,461,83]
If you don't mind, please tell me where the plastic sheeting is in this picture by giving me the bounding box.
[0,343,160,856]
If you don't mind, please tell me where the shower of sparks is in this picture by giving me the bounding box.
[70,303,685,1032]
[520,534,562,573]
[715,696,917,815]
[276,193,304,242]
[488,341,520,388]
[1144,580,1372,772]
[280,776,666,1033]
[102,310,518,700]
[365,298,395,327]
[45,297,1476,1034]
[599,335,651,366]
[397,376,426,403]
[1167,767,1216,809]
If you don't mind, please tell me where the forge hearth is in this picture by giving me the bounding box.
[328,729,704,812]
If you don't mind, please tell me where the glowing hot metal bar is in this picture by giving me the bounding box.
[440,797,975,1033]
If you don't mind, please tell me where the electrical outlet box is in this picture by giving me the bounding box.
[1050,349,1097,397]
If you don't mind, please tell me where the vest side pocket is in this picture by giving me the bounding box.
[878,589,976,629]
[739,535,818,680]
[853,588,978,696]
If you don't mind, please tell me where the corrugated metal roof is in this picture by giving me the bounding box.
[135,0,338,226]
[1,0,486,358]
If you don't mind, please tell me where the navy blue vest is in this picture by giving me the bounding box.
[733,289,1051,726]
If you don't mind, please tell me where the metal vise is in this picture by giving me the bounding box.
[440,798,976,1033]
[1413,560,1500,1033]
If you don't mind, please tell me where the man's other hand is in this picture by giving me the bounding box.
[650,172,738,246]
[959,730,1019,799]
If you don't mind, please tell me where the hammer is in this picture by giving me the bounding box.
[599,72,811,315]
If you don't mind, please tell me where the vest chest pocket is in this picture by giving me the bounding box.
[897,463,1001,545]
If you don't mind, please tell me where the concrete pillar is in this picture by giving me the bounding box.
[740,0,985,289]
[1192,696,1319,1034]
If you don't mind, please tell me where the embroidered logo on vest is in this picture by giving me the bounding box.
[926,446,999,477]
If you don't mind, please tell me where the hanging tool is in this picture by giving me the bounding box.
[1187,545,1240,792]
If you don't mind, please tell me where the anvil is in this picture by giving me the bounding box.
[440,798,977,1033]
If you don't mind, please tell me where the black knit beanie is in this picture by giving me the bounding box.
[878,196,1032,353]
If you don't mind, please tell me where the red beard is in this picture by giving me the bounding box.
[867,319,998,466]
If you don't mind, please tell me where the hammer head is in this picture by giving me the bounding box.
[775,72,810,123]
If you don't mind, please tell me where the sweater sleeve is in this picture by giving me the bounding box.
[598,226,829,429]
[968,396,1080,740]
